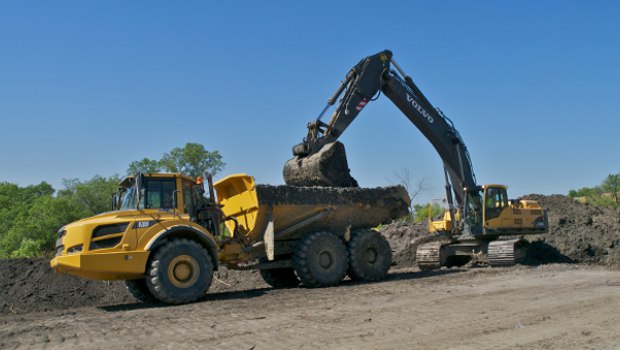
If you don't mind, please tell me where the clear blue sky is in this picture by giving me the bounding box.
[1,1,619,204]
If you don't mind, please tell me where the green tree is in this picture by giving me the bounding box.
[0,182,59,258]
[0,176,122,258]
[568,173,620,207]
[413,203,445,223]
[128,143,225,178]
[59,175,120,215]
[601,174,620,205]
[127,157,162,175]
[159,143,225,178]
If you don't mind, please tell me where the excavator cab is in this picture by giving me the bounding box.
[481,185,548,235]
[483,185,509,222]
[430,185,547,236]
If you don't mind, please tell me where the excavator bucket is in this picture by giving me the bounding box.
[283,142,358,187]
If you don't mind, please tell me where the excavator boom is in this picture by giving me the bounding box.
[283,50,482,232]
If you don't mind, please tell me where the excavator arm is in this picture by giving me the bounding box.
[284,50,483,233]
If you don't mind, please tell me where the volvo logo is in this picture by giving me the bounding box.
[407,94,434,123]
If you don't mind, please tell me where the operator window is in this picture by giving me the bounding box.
[182,180,196,214]
[145,179,177,209]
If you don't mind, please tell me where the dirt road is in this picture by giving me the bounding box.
[1,264,618,350]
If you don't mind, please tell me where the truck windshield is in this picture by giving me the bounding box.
[119,186,143,210]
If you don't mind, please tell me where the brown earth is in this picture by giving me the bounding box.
[1,264,619,349]
[1,194,619,349]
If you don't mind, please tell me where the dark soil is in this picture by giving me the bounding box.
[522,194,620,266]
[0,259,266,315]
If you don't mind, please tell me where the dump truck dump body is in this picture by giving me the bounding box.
[215,174,410,246]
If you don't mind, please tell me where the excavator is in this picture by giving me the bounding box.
[283,50,548,268]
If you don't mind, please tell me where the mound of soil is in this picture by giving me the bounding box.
[522,194,620,266]
[380,194,620,267]
[380,221,433,267]
[0,258,265,315]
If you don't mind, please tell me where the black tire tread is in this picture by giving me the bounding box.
[146,238,213,304]
[347,229,392,282]
[293,231,348,288]
[125,279,158,304]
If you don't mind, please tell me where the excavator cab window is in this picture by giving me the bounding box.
[484,187,508,221]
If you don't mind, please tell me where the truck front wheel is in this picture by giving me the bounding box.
[347,229,392,282]
[293,231,348,287]
[146,238,213,304]
[125,279,157,304]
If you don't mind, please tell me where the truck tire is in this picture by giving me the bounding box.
[293,231,348,288]
[347,229,392,282]
[125,279,157,304]
[259,268,300,288]
[145,238,213,304]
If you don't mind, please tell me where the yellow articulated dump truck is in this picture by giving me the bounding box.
[51,173,409,304]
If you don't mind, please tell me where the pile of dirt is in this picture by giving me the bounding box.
[522,194,620,266]
[380,221,434,267]
[0,258,266,315]
[380,194,620,267]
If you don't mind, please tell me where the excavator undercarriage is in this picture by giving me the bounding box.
[416,237,530,270]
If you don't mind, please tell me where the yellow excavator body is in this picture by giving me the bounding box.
[430,184,548,236]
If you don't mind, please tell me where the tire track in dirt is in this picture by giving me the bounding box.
[1,265,619,350]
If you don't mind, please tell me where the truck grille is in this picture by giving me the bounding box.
[92,223,129,238]
[89,236,122,250]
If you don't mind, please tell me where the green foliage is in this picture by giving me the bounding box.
[127,158,162,174]
[59,175,120,214]
[412,203,445,223]
[0,176,120,258]
[569,173,620,207]
[159,143,224,178]
[128,142,225,178]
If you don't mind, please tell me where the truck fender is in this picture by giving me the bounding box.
[145,225,219,270]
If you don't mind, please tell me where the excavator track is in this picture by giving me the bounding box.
[488,238,528,267]
[416,241,444,271]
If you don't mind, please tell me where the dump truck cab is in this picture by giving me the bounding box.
[50,173,220,281]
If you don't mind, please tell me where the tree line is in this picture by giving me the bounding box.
[0,143,223,258]
[569,173,620,207]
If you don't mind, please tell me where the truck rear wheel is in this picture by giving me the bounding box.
[293,231,348,287]
[125,279,157,304]
[259,268,300,288]
[146,238,213,304]
[347,229,392,281]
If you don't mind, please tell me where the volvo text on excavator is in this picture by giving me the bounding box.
[283,50,548,268]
